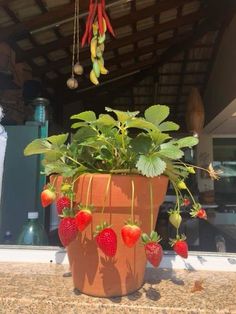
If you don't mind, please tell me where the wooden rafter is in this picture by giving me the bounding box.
[15,0,195,62]
[0,0,190,44]
[56,0,236,105]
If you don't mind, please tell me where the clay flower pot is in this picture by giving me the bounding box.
[54,173,168,297]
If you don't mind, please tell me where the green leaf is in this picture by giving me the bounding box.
[105,107,139,123]
[44,151,62,162]
[24,139,51,156]
[73,126,97,142]
[126,118,155,130]
[130,134,152,154]
[70,111,96,122]
[159,121,179,132]
[71,122,87,129]
[176,136,199,148]
[159,143,184,159]
[150,131,170,145]
[47,133,69,146]
[144,105,169,126]
[42,160,81,177]
[96,114,117,126]
[100,146,113,159]
[136,154,166,177]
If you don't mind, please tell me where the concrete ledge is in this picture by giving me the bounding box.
[0,245,236,271]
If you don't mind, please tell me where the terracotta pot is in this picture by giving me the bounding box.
[53,174,168,297]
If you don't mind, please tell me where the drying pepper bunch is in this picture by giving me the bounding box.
[81,0,115,85]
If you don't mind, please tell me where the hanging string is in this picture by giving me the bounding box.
[71,0,77,78]
[76,0,80,63]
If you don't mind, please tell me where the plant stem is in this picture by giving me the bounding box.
[101,175,112,215]
[149,181,154,232]
[131,180,135,223]
[65,155,85,167]
[186,186,197,206]
[85,175,93,208]
[171,181,181,237]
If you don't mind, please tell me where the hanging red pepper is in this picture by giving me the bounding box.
[88,0,98,43]
[101,0,115,37]
[81,0,94,47]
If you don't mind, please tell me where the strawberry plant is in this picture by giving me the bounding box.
[24,104,220,260]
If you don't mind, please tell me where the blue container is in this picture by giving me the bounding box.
[33,98,49,124]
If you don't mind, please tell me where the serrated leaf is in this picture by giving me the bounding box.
[24,139,51,156]
[71,122,87,129]
[105,107,139,123]
[176,136,199,148]
[70,111,96,122]
[47,133,69,146]
[144,105,169,126]
[43,160,79,177]
[126,118,155,130]
[159,121,180,132]
[96,114,117,126]
[159,143,184,159]
[73,126,97,142]
[130,134,152,154]
[136,154,166,177]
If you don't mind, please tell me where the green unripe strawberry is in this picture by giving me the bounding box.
[169,210,182,229]
[177,181,187,190]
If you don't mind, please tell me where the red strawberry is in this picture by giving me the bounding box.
[95,222,117,257]
[182,197,191,207]
[190,203,207,220]
[75,207,92,232]
[41,188,56,207]
[142,231,163,268]
[58,217,78,247]
[170,235,188,259]
[144,242,163,267]
[196,208,207,220]
[56,196,71,215]
[121,222,141,248]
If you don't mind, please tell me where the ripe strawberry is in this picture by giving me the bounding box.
[170,235,188,259]
[142,231,163,268]
[75,207,92,232]
[168,210,182,229]
[41,188,56,207]
[182,197,191,207]
[95,222,117,257]
[121,222,141,248]
[56,196,71,215]
[190,203,207,220]
[58,217,78,247]
[196,208,207,220]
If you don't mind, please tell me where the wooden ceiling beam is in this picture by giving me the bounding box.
[1,0,189,45]
[34,35,190,76]
[57,0,236,103]
[17,10,205,62]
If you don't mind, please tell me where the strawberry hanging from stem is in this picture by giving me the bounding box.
[41,185,56,207]
[75,204,93,232]
[190,203,207,220]
[95,222,117,257]
[142,231,163,268]
[121,180,141,248]
[170,234,188,259]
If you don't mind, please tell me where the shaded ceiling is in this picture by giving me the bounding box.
[0,0,235,124]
